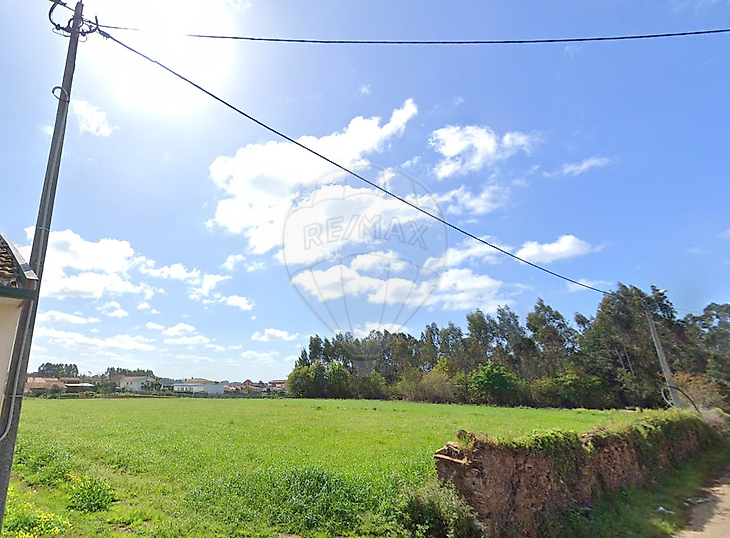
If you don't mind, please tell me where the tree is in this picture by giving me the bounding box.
[37,363,78,378]
[96,380,118,394]
[325,363,352,399]
[439,322,469,372]
[526,298,577,378]
[466,309,495,367]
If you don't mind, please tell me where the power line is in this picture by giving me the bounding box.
[183,27,730,45]
[96,28,609,294]
[91,20,730,45]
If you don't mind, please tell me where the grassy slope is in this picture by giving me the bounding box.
[4,398,637,537]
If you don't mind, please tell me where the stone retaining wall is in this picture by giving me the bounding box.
[434,413,717,537]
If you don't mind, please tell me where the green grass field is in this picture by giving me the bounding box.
[4,398,640,537]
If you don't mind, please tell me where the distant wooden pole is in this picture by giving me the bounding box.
[647,312,683,410]
[0,2,84,530]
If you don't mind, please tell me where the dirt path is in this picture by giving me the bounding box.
[675,468,730,538]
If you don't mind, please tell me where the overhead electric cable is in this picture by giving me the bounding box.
[89,17,730,45]
[96,28,609,294]
[183,27,730,45]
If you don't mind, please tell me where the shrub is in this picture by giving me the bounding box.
[416,371,456,403]
[673,372,729,411]
[68,474,115,512]
[397,478,480,538]
[467,362,526,406]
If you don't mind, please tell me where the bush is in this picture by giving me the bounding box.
[397,478,480,538]
[68,475,115,512]
[416,371,456,403]
[673,372,729,411]
[466,362,526,406]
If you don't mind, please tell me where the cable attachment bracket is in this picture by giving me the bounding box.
[48,0,73,35]
[79,16,99,37]
[52,86,70,103]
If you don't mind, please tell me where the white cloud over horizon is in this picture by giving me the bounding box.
[251,328,299,341]
[36,310,100,325]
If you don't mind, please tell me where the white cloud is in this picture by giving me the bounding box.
[544,156,611,178]
[566,279,612,293]
[437,184,507,215]
[174,353,216,363]
[36,311,100,325]
[162,323,196,336]
[225,295,255,311]
[99,301,129,318]
[221,254,245,271]
[140,262,200,281]
[240,350,280,365]
[145,322,165,330]
[359,85,371,95]
[137,302,152,310]
[402,156,420,168]
[280,183,439,267]
[41,125,53,136]
[190,274,230,299]
[719,228,730,239]
[71,100,116,137]
[34,327,155,351]
[163,335,211,345]
[427,268,507,311]
[353,322,409,338]
[293,262,508,313]
[208,100,418,255]
[20,229,145,300]
[245,261,267,272]
[251,328,299,341]
[515,235,599,264]
[425,237,507,272]
[430,124,537,179]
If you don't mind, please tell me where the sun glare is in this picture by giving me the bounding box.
[80,0,241,115]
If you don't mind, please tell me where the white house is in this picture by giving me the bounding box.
[119,376,156,392]
[173,378,224,395]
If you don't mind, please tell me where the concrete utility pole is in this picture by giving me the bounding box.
[0,1,84,529]
[647,311,683,410]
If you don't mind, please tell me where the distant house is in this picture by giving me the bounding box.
[173,378,224,395]
[269,379,287,390]
[119,376,157,393]
[24,377,64,396]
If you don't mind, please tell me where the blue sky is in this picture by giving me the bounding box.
[2,0,729,382]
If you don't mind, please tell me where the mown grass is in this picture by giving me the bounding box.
[3,398,643,537]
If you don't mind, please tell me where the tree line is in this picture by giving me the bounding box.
[287,283,730,409]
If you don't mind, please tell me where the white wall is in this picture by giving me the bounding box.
[0,298,23,406]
